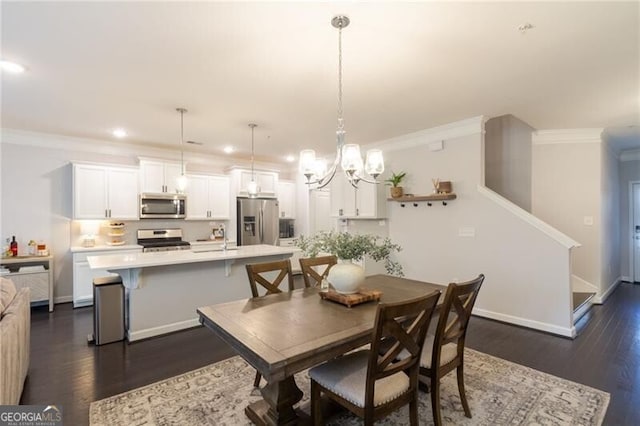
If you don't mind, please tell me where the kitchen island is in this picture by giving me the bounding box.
[87,244,299,342]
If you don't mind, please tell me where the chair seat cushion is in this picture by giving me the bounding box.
[309,349,410,408]
[419,335,458,368]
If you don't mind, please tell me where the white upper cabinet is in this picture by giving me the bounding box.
[140,159,183,194]
[329,173,386,219]
[234,168,278,197]
[73,164,139,220]
[330,173,356,217]
[277,181,296,219]
[186,174,230,220]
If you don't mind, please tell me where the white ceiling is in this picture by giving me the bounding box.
[1,2,638,164]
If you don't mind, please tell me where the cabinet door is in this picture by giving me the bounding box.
[311,189,332,233]
[258,172,277,195]
[72,261,117,307]
[330,173,356,217]
[164,163,183,194]
[277,181,295,218]
[140,161,165,193]
[209,176,230,219]
[355,180,376,217]
[186,175,210,219]
[107,167,139,219]
[74,165,108,219]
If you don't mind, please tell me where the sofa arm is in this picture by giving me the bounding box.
[0,288,31,405]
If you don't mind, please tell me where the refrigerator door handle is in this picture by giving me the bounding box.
[259,208,264,243]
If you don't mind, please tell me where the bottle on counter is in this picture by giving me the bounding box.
[10,236,18,257]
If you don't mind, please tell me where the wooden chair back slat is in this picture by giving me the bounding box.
[299,256,337,288]
[432,274,485,366]
[366,291,441,405]
[245,260,294,297]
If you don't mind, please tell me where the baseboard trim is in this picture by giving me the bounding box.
[473,308,575,338]
[54,296,73,304]
[593,276,622,304]
[127,318,201,342]
[620,276,631,283]
[573,296,595,324]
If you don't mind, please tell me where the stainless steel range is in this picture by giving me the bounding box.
[137,229,191,253]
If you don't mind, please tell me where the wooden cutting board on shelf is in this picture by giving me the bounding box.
[319,288,382,308]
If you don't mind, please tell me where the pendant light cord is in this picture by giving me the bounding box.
[180,110,184,175]
[249,123,257,181]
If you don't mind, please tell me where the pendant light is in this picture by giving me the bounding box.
[247,123,259,197]
[299,15,384,189]
[176,107,188,192]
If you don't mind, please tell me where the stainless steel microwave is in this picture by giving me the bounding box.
[140,193,186,219]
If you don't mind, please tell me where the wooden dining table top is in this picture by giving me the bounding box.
[197,274,446,382]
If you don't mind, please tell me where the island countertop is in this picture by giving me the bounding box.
[87,244,300,270]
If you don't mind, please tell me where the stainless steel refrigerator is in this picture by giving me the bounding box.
[237,197,280,246]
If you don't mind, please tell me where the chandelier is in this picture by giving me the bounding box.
[299,16,384,189]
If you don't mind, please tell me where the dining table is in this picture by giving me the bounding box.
[197,274,446,426]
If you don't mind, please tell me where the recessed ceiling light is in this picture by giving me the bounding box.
[286,155,295,162]
[0,60,26,74]
[223,146,234,154]
[112,128,127,138]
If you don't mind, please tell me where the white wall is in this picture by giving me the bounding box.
[532,130,602,292]
[368,118,576,336]
[0,129,286,302]
[600,142,621,296]
[619,158,640,279]
[485,114,534,211]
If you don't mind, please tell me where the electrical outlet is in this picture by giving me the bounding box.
[583,216,594,226]
[378,220,386,226]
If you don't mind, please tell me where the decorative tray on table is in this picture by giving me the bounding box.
[319,288,382,308]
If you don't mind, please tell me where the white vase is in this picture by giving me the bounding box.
[328,260,365,294]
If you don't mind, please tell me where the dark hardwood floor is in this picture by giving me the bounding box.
[22,282,640,425]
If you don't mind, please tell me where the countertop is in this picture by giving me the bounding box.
[87,244,300,270]
[70,244,143,253]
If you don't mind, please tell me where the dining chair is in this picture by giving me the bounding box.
[245,259,295,297]
[310,290,441,426]
[245,259,295,387]
[419,274,485,426]
[299,255,337,288]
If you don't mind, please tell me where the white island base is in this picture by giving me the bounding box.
[87,245,298,342]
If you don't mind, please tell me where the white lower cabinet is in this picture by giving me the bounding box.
[73,248,141,307]
[279,238,302,273]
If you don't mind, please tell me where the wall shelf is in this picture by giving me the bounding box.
[387,193,457,207]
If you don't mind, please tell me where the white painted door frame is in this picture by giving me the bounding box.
[629,181,640,282]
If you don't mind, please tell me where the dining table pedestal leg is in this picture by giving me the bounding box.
[245,376,306,426]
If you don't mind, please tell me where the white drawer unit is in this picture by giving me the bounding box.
[1,255,54,312]
[73,248,141,307]
[278,238,302,274]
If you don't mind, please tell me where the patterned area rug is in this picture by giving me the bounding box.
[90,349,609,425]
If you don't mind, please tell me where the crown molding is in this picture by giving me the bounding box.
[1,128,284,172]
[362,115,486,153]
[620,149,640,162]
[532,128,603,145]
